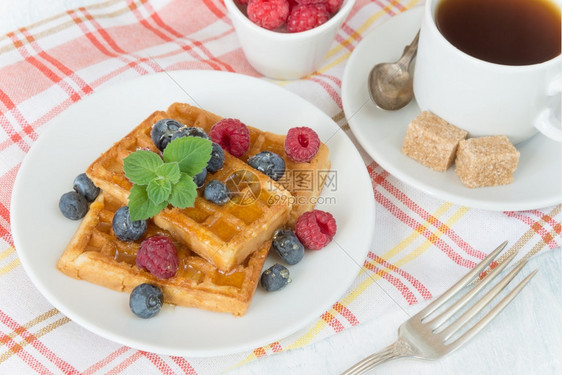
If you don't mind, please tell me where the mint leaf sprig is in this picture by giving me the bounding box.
[123,137,212,221]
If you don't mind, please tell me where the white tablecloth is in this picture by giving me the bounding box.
[1,1,560,374]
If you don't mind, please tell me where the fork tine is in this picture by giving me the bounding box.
[427,249,519,330]
[446,269,538,352]
[418,241,508,320]
[439,259,527,340]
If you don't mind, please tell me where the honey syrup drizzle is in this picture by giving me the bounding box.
[94,207,246,289]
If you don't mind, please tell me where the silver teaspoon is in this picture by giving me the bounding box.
[368,31,420,110]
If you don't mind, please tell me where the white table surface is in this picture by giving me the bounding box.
[1,1,560,374]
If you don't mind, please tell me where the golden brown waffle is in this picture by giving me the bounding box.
[56,192,269,316]
[86,109,293,271]
[153,154,292,271]
[166,102,331,226]
[86,110,164,204]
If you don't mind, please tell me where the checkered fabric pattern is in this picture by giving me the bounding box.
[0,0,560,373]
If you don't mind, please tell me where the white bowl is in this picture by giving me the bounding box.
[225,0,356,80]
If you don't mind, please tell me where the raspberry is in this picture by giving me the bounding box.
[294,0,340,13]
[284,126,321,162]
[287,3,331,33]
[247,0,290,30]
[210,118,250,158]
[136,235,178,279]
[295,0,328,4]
[295,209,337,250]
[326,0,343,14]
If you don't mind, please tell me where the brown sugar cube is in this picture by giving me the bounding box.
[455,135,520,188]
[402,111,468,172]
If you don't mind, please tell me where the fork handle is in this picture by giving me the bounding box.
[341,338,413,375]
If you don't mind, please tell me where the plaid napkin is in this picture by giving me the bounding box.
[1,0,560,373]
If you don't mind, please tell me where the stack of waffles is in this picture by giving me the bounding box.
[57,103,331,316]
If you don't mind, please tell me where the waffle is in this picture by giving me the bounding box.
[153,153,292,271]
[166,102,331,226]
[56,192,269,316]
[86,110,293,271]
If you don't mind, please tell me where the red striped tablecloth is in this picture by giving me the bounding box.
[1,0,560,373]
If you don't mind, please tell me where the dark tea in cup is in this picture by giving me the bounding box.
[414,0,562,143]
[435,0,561,65]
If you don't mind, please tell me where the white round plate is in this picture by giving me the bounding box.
[342,7,561,211]
[11,70,375,357]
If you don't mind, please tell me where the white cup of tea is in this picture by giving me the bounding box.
[413,0,561,144]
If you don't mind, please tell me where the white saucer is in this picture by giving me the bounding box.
[342,7,561,211]
[11,70,375,357]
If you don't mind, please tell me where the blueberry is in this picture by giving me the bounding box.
[73,173,100,202]
[59,191,88,220]
[261,263,291,292]
[206,142,225,173]
[171,126,210,141]
[193,167,207,188]
[272,229,305,265]
[151,118,183,151]
[112,206,147,241]
[129,283,164,319]
[203,179,230,205]
[247,151,285,181]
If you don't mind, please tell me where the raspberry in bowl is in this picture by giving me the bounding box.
[224,0,356,80]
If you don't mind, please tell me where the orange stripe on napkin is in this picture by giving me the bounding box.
[0,331,54,375]
[7,33,84,103]
[67,8,162,76]
[367,252,432,300]
[143,1,234,71]
[142,351,177,374]
[0,90,36,152]
[368,163,481,267]
[81,346,130,375]
[269,341,283,353]
[332,302,360,326]
[362,260,419,304]
[477,206,562,275]
[506,208,562,248]
[308,75,343,108]
[0,202,11,240]
[253,346,266,358]
[128,1,227,71]
[18,27,94,96]
[107,350,144,373]
[321,311,345,332]
[0,310,75,373]
[170,356,199,375]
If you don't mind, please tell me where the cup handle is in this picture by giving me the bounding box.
[534,74,562,142]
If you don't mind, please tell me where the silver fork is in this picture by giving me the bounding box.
[342,241,538,375]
